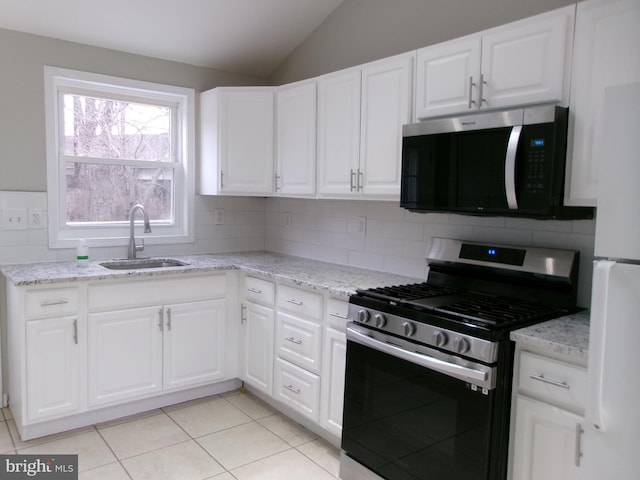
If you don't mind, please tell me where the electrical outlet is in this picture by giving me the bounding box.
[28,209,46,229]
[214,209,224,225]
[2,208,28,230]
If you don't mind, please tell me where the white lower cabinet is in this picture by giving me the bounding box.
[26,316,82,421]
[240,301,275,395]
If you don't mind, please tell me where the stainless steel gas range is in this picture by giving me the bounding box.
[340,237,580,480]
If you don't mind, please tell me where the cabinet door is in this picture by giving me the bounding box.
[88,307,163,407]
[317,69,361,197]
[415,35,482,119]
[215,88,275,195]
[240,302,275,395]
[566,0,640,206]
[163,299,226,390]
[274,358,320,421]
[320,326,346,437]
[26,316,81,421]
[511,395,582,480]
[276,81,317,196]
[360,54,413,197]
[481,8,571,110]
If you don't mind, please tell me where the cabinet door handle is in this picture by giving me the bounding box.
[274,174,281,191]
[285,336,302,345]
[284,384,300,395]
[575,423,584,466]
[286,299,303,306]
[357,169,363,192]
[329,312,349,319]
[158,308,164,331]
[530,374,570,389]
[350,169,356,192]
[241,304,247,324]
[247,288,262,294]
[40,299,69,307]
[468,76,477,109]
[166,307,172,331]
[479,73,488,106]
[220,171,224,190]
[73,319,78,345]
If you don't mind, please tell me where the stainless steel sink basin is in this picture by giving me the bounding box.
[100,258,189,270]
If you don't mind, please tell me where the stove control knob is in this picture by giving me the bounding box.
[453,337,471,354]
[374,313,387,328]
[357,309,371,323]
[402,321,416,337]
[433,330,448,347]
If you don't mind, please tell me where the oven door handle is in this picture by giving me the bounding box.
[347,326,493,389]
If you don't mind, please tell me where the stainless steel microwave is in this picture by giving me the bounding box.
[400,106,594,219]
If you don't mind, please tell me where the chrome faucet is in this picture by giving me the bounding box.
[128,204,152,259]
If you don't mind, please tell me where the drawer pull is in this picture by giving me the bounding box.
[284,384,300,395]
[40,299,69,307]
[530,374,570,389]
[329,312,349,319]
[247,288,262,294]
[73,319,78,345]
[287,299,303,306]
[575,423,584,466]
[158,308,164,332]
[166,308,172,331]
[285,337,302,345]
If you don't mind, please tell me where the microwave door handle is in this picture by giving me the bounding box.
[505,125,522,210]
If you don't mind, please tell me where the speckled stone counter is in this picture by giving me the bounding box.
[510,311,590,363]
[0,252,421,298]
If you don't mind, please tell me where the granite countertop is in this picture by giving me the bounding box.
[0,251,421,298]
[510,310,590,363]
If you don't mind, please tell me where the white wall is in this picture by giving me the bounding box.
[265,198,595,307]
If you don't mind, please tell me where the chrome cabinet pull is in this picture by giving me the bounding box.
[247,288,262,294]
[286,299,303,306]
[468,76,476,109]
[575,423,584,466]
[529,374,570,389]
[350,169,356,192]
[274,174,281,191]
[285,337,302,345]
[240,304,247,324]
[73,319,78,345]
[159,308,164,331]
[284,384,300,395]
[40,299,69,307]
[166,307,172,331]
[329,312,349,319]
[357,169,363,191]
[479,73,488,106]
[220,171,224,190]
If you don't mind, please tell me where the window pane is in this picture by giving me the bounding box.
[62,94,171,161]
[65,163,173,223]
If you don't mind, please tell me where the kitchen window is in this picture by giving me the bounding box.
[44,66,195,248]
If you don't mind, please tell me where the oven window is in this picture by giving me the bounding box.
[342,340,494,480]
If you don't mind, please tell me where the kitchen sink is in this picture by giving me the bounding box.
[99,258,189,270]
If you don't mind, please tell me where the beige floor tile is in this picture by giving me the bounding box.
[197,421,290,470]
[79,462,131,480]
[18,429,117,473]
[206,473,235,480]
[223,390,278,420]
[98,412,189,460]
[230,448,337,480]
[122,440,224,480]
[0,421,15,453]
[8,420,95,450]
[2,408,13,421]
[297,438,341,477]
[166,396,252,438]
[259,413,318,446]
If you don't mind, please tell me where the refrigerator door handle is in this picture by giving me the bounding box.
[586,260,616,432]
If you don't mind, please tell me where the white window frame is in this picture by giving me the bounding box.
[44,66,195,249]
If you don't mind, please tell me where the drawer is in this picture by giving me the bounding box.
[518,351,587,412]
[325,297,349,331]
[89,274,226,311]
[277,284,322,319]
[25,287,79,319]
[274,357,320,422]
[243,276,275,306]
[276,312,322,373]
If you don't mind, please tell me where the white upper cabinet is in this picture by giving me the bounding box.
[565,0,640,207]
[275,81,317,197]
[415,6,574,120]
[317,52,414,199]
[199,87,275,196]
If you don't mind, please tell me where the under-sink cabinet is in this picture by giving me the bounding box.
[509,349,587,480]
[6,272,239,440]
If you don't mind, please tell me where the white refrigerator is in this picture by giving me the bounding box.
[581,82,640,479]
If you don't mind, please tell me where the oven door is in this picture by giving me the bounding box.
[341,323,503,480]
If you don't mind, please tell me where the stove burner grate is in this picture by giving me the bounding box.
[357,283,461,303]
